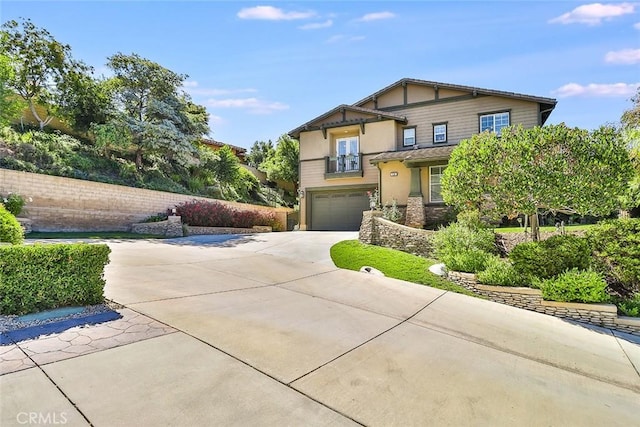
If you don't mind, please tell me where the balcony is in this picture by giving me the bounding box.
[324,153,364,179]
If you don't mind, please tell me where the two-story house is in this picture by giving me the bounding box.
[289,78,556,231]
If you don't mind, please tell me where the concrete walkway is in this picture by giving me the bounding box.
[1,232,639,426]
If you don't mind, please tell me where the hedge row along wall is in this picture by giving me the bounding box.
[0,169,291,232]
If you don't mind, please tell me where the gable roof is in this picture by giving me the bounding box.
[288,104,407,138]
[353,77,557,110]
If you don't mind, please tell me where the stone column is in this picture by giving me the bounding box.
[405,168,425,228]
[165,215,184,237]
[359,210,382,244]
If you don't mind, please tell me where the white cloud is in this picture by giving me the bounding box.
[237,6,315,21]
[357,11,395,22]
[325,34,365,44]
[549,3,635,25]
[182,81,258,97]
[182,80,199,88]
[552,82,640,97]
[299,19,333,30]
[634,22,640,29]
[605,48,640,64]
[205,97,289,114]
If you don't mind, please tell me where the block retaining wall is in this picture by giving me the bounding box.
[1,169,291,232]
[448,271,640,336]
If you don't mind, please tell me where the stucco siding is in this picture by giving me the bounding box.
[379,161,411,205]
[377,86,404,108]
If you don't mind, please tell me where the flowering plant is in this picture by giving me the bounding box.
[367,189,379,210]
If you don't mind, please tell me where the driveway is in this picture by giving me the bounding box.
[1,231,639,426]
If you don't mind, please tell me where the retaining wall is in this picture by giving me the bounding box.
[0,169,290,232]
[447,271,640,336]
[359,210,435,257]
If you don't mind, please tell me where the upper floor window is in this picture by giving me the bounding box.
[433,123,447,144]
[480,112,510,135]
[403,127,416,147]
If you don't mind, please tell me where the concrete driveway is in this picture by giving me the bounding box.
[2,231,639,426]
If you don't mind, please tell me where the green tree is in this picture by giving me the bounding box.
[0,54,26,126]
[620,88,640,214]
[0,18,90,130]
[260,134,299,192]
[442,123,633,240]
[106,52,209,168]
[57,71,112,133]
[210,145,241,199]
[246,139,275,168]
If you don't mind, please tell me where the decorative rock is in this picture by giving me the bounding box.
[428,263,446,276]
[359,266,385,277]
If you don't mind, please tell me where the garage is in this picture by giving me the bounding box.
[310,190,371,231]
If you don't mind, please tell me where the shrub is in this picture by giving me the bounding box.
[586,219,640,295]
[142,213,169,223]
[509,234,591,280]
[477,256,528,287]
[1,193,25,216]
[434,219,497,272]
[539,268,609,303]
[0,205,23,245]
[175,199,280,230]
[613,293,640,317]
[0,243,111,315]
[176,200,234,227]
[440,249,493,274]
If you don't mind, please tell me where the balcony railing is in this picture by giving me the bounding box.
[325,153,363,174]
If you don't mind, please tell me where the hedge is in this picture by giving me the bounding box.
[0,243,111,315]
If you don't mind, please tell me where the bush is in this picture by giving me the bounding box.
[477,256,528,287]
[0,243,111,315]
[434,219,497,272]
[539,268,609,303]
[510,234,591,280]
[1,193,25,216]
[613,293,640,317]
[441,249,493,274]
[586,219,640,295]
[175,199,279,229]
[0,205,24,245]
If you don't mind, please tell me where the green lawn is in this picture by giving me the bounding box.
[494,224,594,233]
[330,240,477,297]
[27,231,165,240]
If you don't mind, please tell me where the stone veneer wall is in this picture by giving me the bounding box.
[405,196,425,228]
[0,169,290,232]
[359,210,435,257]
[130,216,184,237]
[448,271,640,336]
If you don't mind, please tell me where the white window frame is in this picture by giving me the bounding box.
[480,111,510,135]
[403,127,416,147]
[429,165,446,203]
[335,136,359,172]
[433,123,447,144]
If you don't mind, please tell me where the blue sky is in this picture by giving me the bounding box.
[2,1,638,149]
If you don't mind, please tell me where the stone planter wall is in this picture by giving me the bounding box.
[447,271,640,336]
[359,211,435,257]
[130,216,184,237]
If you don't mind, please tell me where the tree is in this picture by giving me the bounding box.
[260,134,299,192]
[57,71,112,133]
[0,18,89,130]
[106,52,209,168]
[209,145,242,199]
[0,54,26,126]
[442,124,634,240]
[621,87,640,215]
[246,140,275,168]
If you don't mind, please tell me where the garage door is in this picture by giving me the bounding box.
[311,190,370,231]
